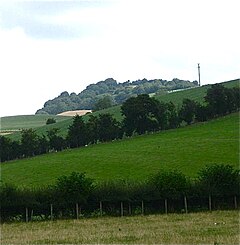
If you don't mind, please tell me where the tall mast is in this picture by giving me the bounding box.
[198,63,201,86]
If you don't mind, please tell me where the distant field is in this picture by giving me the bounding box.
[1,112,238,188]
[1,211,238,244]
[0,114,69,131]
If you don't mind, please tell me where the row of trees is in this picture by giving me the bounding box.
[1,164,239,221]
[1,84,239,163]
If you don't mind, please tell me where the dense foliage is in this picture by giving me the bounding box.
[36,78,198,115]
[0,164,239,221]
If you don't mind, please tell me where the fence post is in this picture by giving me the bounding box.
[141,200,144,215]
[208,195,212,211]
[100,201,103,216]
[76,203,79,219]
[31,209,34,221]
[165,199,168,214]
[50,204,53,221]
[234,196,237,209]
[184,196,188,214]
[120,201,124,217]
[25,207,28,222]
[128,202,131,215]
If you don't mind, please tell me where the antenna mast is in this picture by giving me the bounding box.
[198,63,201,86]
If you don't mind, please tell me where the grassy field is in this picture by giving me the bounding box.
[1,112,238,188]
[0,114,69,131]
[1,210,239,244]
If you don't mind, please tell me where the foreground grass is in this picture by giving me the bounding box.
[1,210,239,244]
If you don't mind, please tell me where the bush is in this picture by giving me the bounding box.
[197,164,239,196]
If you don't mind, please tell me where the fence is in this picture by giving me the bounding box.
[1,195,238,222]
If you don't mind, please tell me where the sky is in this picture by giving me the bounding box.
[0,0,239,117]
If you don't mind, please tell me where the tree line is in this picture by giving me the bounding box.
[0,84,239,163]
[36,77,198,115]
[0,164,239,222]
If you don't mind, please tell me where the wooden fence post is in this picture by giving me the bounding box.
[50,204,53,221]
[25,207,28,222]
[234,196,237,209]
[31,209,34,221]
[128,202,131,215]
[120,202,124,217]
[184,196,188,214]
[141,200,144,215]
[165,199,168,214]
[76,203,79,219]
[100,201,103,216]
[209,195,212,211]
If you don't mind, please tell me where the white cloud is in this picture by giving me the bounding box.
[0,0,239,117]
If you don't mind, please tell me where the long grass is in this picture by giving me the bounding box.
[1,112,238,188]
[1,210,239,244]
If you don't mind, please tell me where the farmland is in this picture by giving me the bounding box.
[1,210,238,244]
[3,79,239,140]
[1,112,238,188]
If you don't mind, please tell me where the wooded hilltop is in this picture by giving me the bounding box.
[36,78,198,115]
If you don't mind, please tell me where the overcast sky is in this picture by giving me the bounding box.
[0,0,239,117]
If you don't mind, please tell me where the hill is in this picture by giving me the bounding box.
[4,79,239,141]
[0,115,69,136]
[1,112,238,188]
[36,77,198,115]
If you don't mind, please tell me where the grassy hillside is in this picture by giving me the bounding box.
[1,112,238,188]
[4,79,239,140]
[0,115,69,131]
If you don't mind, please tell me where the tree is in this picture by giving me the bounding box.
[46,118,56,125]
[204,84,229,117]
[198,164,239,196]
[121,94,160,136]
[149,170,189,199]
[93,95,114,111]
[54,172,94,206]
[21,129,39,157]
[97,113,121,142]
[47,128,66,151]
[179,98,198,125]
[67,115,87,148]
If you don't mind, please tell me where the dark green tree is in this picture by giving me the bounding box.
[204,84,229,117]
[121,94,159,136]
[47,128,66,151]
[179,98,198,125]
[93,95,114,111]
[54,172,94,206]
[21,129,39,157]
[46,118,56,125]
[67,115,87,148]
[149,170,189,199]
[198,164,239,196]
[97,113,121,142]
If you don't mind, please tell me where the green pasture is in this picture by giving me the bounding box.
[1,112,238,188]
[0,114,69,131]
[1,211,238,244]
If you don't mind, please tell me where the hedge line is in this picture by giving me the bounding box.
[1,164,239,222]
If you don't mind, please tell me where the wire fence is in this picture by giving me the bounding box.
[1,195,238,222]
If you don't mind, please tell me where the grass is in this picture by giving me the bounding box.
[1,210,239,244]
[0,115,69,131]
[1,112,238,188]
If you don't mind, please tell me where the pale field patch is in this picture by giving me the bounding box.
[1,210,239,244]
